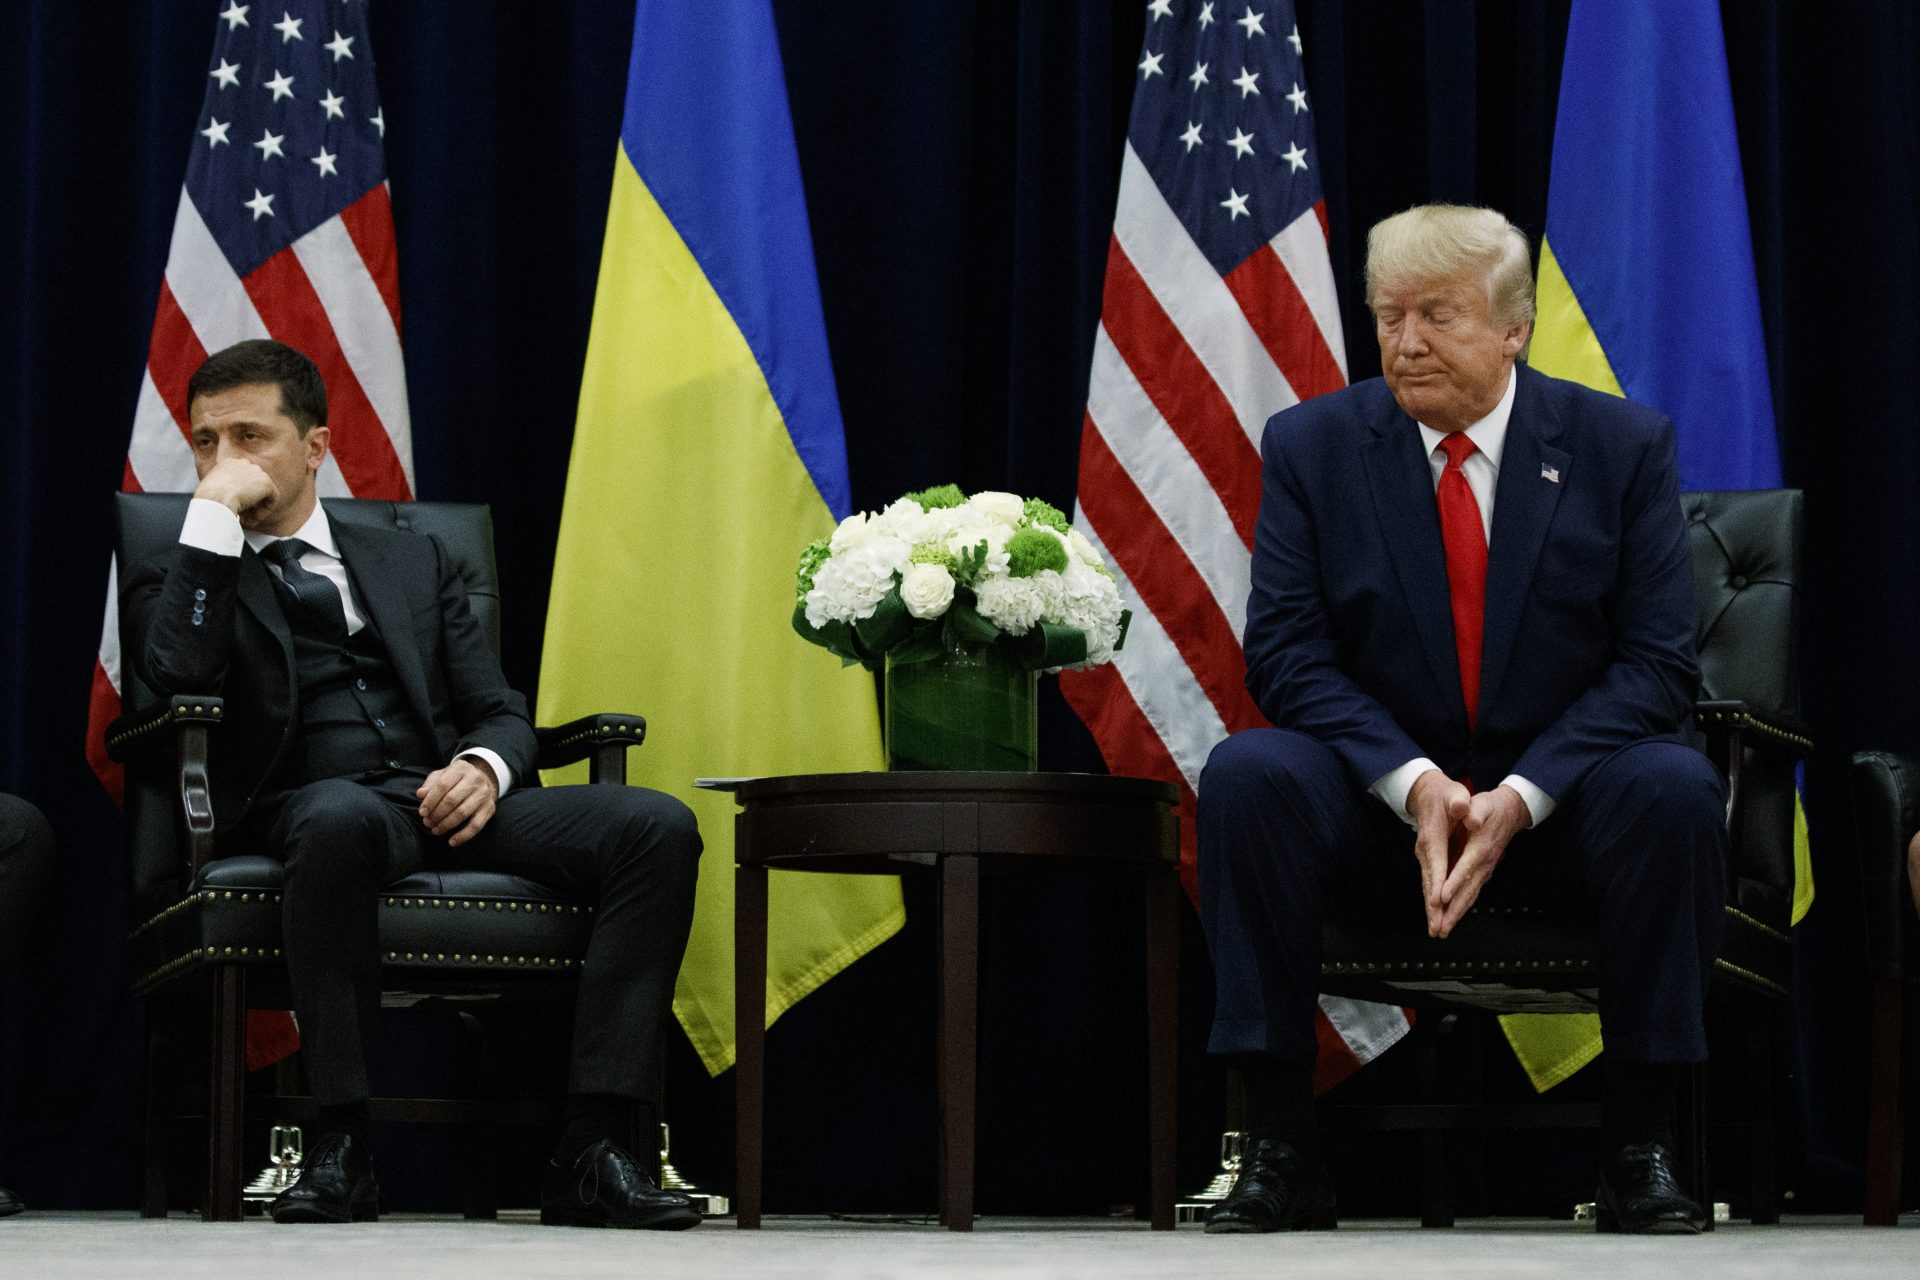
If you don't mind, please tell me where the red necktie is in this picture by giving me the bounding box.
[1437,434,1487,869]
[1436,433,1488,729]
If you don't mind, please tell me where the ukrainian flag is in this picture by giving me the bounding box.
[539,0,902,1074]
[1509,0,1809,1091]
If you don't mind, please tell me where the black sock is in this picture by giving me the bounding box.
[555,1093,634,1163]
[1601,1061,1680,1152]
[317,1101,371,1151]
[1230,1054,1320,1160]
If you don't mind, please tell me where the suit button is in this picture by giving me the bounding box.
[193,588,207,601]
[374,718,386,728]
[387,759,401,769]
[191,616,204,627]
[355,678,368,691]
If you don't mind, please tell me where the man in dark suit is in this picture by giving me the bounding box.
[1199,206,1724,1235]
[0,792,52,1217]
[124,339,702,1229]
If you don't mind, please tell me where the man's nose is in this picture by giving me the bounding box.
[1395,318,1429,355]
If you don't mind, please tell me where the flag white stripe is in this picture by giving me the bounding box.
[1268,209,1351,380]
[164,191,270,352]
[1112,144,1297,448]
[1319,993,1412,1061]
[127,375,200,494]
[1086,328,1250,638]
[97,564,121,695]
[1071,520,1228,789]
[290,218,415,486]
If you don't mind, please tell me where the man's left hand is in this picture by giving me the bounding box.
[417,757,499,848]
[1432,784,1531,938]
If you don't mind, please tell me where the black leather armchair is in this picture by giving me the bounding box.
[107,493,648,1221]
[1849,749,1918,1225]
[1316,488,1806,1225]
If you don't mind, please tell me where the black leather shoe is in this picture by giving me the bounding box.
[1203,1137,1337,1233]
[268,1131,379,1224]
[0,1187,23,1217]
[1595,1141,1706,1234]
[541,1139,700,1230]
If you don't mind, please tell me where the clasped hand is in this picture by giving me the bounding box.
[1406,770,1530,939]
[417,757,499,848]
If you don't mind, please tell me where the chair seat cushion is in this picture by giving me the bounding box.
[130,854,595,994]
[1320,900,1789,1014]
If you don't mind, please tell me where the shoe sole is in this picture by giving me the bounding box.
[269,1200,379,1224]
[1594,1210,1704,1235]
[1203,1210,1338,1234]
[540,1205,701,1231]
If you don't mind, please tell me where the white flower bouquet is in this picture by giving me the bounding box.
[793,484,1130,673]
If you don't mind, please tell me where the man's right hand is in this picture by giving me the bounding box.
[1406,768,1471,937]
[194,457,277,522]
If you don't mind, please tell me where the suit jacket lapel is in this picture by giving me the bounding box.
[332,516,438,737]
[1362,397,1468,731]
[1479,366,1570,721]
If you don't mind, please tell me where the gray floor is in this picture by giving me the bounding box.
[1,1213,1914,1280]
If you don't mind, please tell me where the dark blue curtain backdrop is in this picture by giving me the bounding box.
[3,0,1916,1215]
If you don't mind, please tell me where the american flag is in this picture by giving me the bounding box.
[1060,0,1409,1088]
[86,0,413,805]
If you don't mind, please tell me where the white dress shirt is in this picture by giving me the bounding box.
[179,498,514,795]
[1365,370,1556,829]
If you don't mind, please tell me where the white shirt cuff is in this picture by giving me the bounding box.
[179,498,245,556]
[457,747,513,798]
[1370,757,1440,829]
[1498,774,1555,828]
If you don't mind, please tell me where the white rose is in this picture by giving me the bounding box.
[899,563,956,619]
[967,490,1025,527]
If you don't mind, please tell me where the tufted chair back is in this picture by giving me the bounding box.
[1682,489,1803,923]
[113,493,501,907]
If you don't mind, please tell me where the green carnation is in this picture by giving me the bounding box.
[1006,527,1069,578]
[1021,497,1070,533]
[908,541,959,572]
[905,483,966,510]
[795,536,831,602]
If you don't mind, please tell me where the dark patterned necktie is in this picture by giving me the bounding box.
[258,538,348,640]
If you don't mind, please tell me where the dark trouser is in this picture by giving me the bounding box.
[264,776,701,1106]
[0,793,53,984]
[1198,730,1727,1066]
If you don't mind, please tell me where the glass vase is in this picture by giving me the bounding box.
[884,643,1038,772]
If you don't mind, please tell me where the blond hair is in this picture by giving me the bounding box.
[1365,205,1534,331]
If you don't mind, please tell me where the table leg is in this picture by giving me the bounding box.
[1144,866,1178,1230]
[735,861,768,1229]
[938,854,979,1232]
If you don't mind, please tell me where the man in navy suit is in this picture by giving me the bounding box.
[1199,206,1724,1235]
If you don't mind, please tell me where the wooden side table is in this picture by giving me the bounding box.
[725,771,1181,1231]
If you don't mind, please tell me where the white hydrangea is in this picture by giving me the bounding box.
[1055,560,1125,665]
[805,535,909,626]
[973,573,1052,635]
[868,496,932,544]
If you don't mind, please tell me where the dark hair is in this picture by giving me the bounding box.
[186,339,328,433]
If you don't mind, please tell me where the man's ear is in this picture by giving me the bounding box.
[305,424,332,474]
[1504,320,1531,362]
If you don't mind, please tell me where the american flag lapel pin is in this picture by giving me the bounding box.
[1541,464,1561,484]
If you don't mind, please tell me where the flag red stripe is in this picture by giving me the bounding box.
[1313,198,1331,244]
[85,663,125,807]
[147,281,209,441]
[338,185,403,338]
[120,460,143,493]
[1313,1008,1365,1092]
[241,249,412,500]
[1077,421,1265,735]
[1098,238,1263,543]
[1222,245,1348,403]
[1059,660,1202,900]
